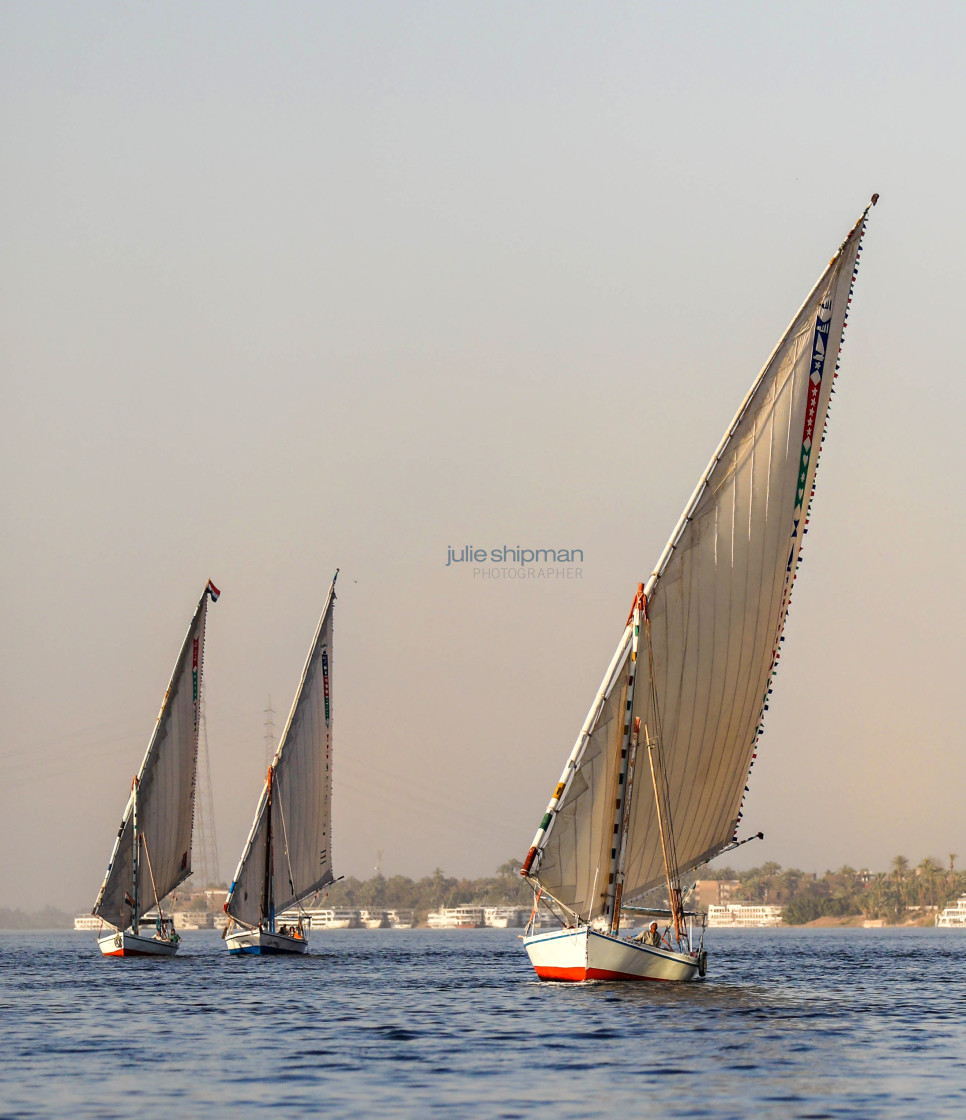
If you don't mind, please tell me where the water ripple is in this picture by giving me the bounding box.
[1,928,964,1118]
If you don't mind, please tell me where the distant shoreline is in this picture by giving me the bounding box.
[2,917,955,932]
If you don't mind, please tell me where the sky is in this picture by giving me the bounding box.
[2,1,964,912]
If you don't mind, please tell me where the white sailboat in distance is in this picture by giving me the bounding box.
[93,580,220,957]
[224,571,338,955]
[521,197,878,983]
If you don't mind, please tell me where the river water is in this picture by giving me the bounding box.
[1,927,963,1118]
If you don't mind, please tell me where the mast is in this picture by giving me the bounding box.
[605,585,645,933]
[262,767,274,931]
[131,777,139,934]
[611,717,641,934]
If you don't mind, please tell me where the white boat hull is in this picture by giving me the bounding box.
[97,929,180,958]
[225,926,309,956]
[524,925,701,983]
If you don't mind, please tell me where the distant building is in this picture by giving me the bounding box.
[171,910,214,929]
[707,903,783,928]
[694,880,740,910]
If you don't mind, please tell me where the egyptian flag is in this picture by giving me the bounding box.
[206,580,221,602]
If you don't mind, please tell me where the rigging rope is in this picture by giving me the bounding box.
[271,771,308,926]
[643,607,685,937]
[139,833,164,919]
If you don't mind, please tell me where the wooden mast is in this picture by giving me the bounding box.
[606,585,645,934]
[131,777,140,935]
[262,766,274,932]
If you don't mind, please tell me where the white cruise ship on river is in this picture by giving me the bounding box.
[483,906,526,928]
[427,906,485,929]
[936,896,966,927]
[707,903,783,928]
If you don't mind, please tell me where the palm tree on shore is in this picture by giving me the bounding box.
[891,854,909,919]
[866,872,889,919]
[916,857,942,909]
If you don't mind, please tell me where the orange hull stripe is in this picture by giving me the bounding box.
[534,964,673,983]
[102,948,173,958]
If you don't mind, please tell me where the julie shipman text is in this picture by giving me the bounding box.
[446,546,584,566]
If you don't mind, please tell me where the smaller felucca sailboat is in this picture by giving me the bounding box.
[92,580,219,957]
[224,572,338,955]
[521,198,877,982]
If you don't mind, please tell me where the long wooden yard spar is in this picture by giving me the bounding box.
[522,199,877,927]
[93,581,218,933]
[225,571,338,933]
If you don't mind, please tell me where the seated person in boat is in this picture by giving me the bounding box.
[635,921,662,947]
[155,916,179,942]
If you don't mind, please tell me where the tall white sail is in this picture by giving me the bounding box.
[226,576,336,928]
[532,659,627,921]
[94,584,215,930]
[527,207,871,920]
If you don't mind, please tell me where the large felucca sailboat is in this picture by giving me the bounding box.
[93,580,220,957]
[521,199,877,982]
[224,572,338,955]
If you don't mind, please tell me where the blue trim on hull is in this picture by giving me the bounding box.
[227,941,306,956]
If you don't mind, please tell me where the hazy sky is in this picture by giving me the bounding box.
[2,2,964,912]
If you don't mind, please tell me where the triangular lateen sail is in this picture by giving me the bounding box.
[526,203,872,923]
[225,574,337,928]
[93,583,216,930]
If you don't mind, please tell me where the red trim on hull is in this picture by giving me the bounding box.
[534,965,675,983]
[101,948,173,958]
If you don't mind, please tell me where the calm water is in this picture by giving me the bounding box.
[1,928,964,1118]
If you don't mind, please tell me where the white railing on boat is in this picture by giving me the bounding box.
[936,896,966,927]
